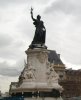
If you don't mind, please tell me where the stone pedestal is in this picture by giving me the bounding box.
[19,48,62,90]
[9,48,63,100]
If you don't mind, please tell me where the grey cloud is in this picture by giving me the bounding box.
[45,0,81,16]
[0,61,20,76]
[61,37,81,65]
[16,18,34,40]
[49,31,81,65]
[0,33,13,47]
[0,32,26,60]
[0,0,50,8]
[0,41,25,60]
[0,0,27,7]
[43,0,81,66]
[0,57,25,77]
[46,21,81,65]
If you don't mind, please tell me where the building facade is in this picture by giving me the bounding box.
[60,69,81,98]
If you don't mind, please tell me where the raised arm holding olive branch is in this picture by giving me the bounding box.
[30,7,35,21]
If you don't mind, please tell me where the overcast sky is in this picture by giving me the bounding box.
[0,0,81,93]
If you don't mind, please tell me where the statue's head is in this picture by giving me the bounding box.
[37,15,41,20]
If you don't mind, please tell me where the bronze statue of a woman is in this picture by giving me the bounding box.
[30,8,46,49]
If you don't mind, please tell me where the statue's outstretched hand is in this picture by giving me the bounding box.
[31,7,33,14]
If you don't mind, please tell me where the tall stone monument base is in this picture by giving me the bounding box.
[9,48,63,100]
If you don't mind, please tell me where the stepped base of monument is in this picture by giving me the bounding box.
[18,81,62,90]
[11,90,63,99]
[24,97,63,100]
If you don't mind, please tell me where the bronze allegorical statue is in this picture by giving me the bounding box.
[30,7,46,49]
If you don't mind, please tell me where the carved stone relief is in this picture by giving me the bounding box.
[24,67,36,80]
[19,64,36,83]
[46,63,59,84]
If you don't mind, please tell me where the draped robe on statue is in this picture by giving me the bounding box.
[32,19,46,45]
